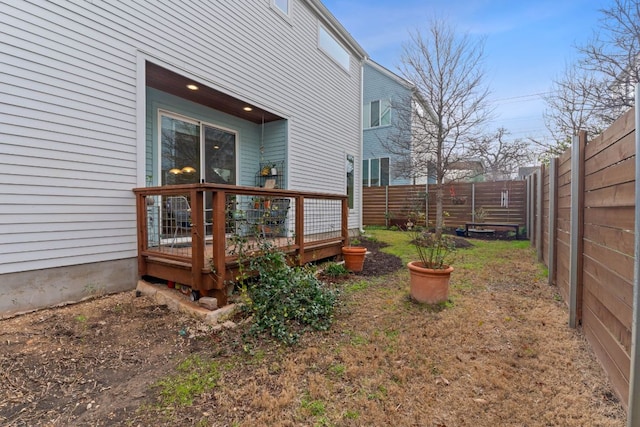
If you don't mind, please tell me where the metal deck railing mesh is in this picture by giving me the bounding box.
[303,198,342,243]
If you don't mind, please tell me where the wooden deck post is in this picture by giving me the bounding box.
[295,195,305,265]
[211,189,227,305]
[569,131,586,328]
[190,189,204,293]
[342,197,349,245]
[136,192,148,276]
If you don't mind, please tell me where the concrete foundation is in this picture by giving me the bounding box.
[1,258,137,318]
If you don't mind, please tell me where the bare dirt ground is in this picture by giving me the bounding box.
[0,236,627,426]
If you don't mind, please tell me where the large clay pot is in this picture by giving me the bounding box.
[342,246,367,272]
[407,261,454,304]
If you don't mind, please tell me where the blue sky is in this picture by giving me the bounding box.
[322,0,613,145]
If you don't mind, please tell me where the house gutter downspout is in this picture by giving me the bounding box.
[359,58,365,235]
[628,84,640,426]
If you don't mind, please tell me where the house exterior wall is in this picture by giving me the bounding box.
[362,61,413,186]
[0,0,364,315]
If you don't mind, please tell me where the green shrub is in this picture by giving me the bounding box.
[242,242,338,345]
[324,262,349,277]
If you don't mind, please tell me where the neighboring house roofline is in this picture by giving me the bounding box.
[411,87,437,121]
[364,59,414,90]
[305,0,367,59]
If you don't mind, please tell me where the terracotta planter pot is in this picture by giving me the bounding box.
[407,261,454,304]
[342,246,366,272]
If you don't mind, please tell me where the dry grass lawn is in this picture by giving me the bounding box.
[0,229,626,426]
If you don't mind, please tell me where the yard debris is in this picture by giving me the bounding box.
[198,297,218,310]
[435,376,450,386]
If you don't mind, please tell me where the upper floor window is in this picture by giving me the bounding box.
[271,0,290,16]
[364,99,391,129]
[319,25,350,71]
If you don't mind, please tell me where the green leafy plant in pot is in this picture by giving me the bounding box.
[407,229,456,304]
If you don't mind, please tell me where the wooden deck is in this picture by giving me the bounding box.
[134,183,349,306]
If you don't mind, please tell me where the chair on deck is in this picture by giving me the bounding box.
[265,198,290,237]
[165,195,191,247]
[246,198,290,238]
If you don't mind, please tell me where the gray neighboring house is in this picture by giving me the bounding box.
[1,0,366,316]
[362,60,418,186]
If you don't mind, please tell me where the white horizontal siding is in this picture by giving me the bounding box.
[0,0,364,274]
[1,1,138,273]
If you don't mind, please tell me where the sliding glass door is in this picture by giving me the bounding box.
[161,114,201,185]
[159,111,237,239]
[203,125,236,184]
[160,111,236,185]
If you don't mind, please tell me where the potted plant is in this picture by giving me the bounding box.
[342,237,366,272]
[407,230,455,304]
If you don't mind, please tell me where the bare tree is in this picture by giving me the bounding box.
[384,19,492,236]
[468,128,532,180]
[535,64,606,160]
[540,1,640,161]
[577,0,640,120]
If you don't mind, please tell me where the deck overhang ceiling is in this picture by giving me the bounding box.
[145,62,282,124]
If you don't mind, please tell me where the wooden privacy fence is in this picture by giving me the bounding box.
[528,107,636,410]
[363,181,526,229]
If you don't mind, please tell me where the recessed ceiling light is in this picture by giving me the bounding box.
[243,106,253,111]
[187,84,199,90]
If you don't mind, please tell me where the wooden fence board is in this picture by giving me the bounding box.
[584,284,632,353]
[584,108,635,160]
[582,259,633,329]
[585,132,635,175]
[584,181,635,208]
[583,302,630,404]
[584,206,635,231]
[583,292,632,374]
[585,157,635,191]
[583,224,634,256]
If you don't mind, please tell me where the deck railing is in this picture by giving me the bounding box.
[133,183,349,306]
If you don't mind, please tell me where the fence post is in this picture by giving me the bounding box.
[628,86,640,426]
[569,131,586,329]
[425,183,429,226]
[529,173,536,245]
[385,186,389,228]
[524,174,533,240]
[471,183,476,222]
[536,166,543,261]
[548,158,558,286]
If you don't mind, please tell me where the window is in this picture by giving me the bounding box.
[319,25,350,70]
[271,0,290,16]
[346,154,354,209]
[362,157,390,186]
[363,99,391,129]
